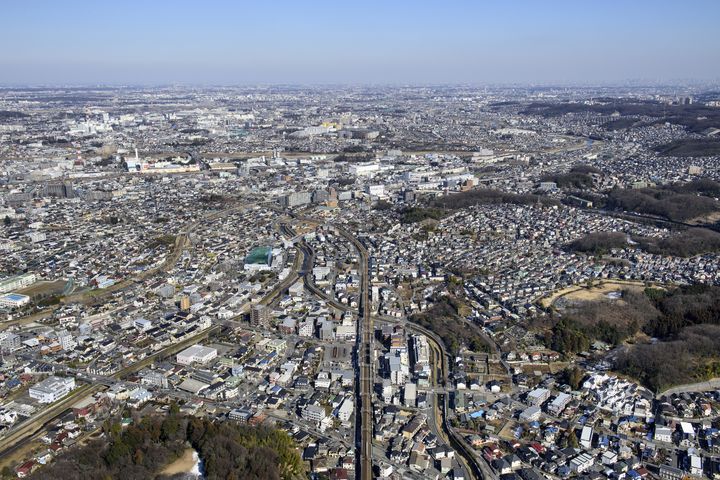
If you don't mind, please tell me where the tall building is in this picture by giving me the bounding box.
[280,191,312,208]
[56,329,76,351]
[43,181,76,199]
[312,189,329,204]
[0,332,21,352]
[251,305,271,327]
[180,296,191,311]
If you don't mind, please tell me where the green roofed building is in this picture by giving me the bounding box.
[244,246,272,271]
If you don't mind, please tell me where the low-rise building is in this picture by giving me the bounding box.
[176,345,217,365]
[29,376,76,403]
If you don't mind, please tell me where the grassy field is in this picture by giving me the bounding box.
[539,279,650,308]
[560,282,646,303]
[16,280,66,299]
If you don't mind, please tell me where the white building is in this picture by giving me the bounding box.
[29,376,76,403]
[404,382,417,407]
[0,293,30,308]
[367,184,385,197]
[690,455,703,476]
[176,345,218,365]
[580,426,593,449]
[128,387,153,405]
[519,406,541,422]
[133,318,153,331]
[570,452,594,473]
[349,163,380,176]
[548,392,571,416]
[336,398,354,422]
[298,320,314,337]
[654,425,672,443]
[0,332,21,351]
[527,388,550,406]
[303,404,327,423]
[26,231,46,243]
[56,330,76,351]
[0,273,36,294]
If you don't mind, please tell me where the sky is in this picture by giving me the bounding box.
[1,0,719,86]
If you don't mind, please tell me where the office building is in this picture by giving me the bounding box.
[280,191,312,208]
[303,404,327,423]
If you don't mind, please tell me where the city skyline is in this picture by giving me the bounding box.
[2,0,719,85]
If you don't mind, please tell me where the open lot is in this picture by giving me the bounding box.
[540,279,649,308]
[16,280,67,299]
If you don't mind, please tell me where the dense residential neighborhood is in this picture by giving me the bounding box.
[0,83,719,479]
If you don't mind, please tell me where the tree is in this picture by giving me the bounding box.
[133,448,144,465]
[567,429,579,448]
[2,216,11,227]
[560,366,585,390]
[1,466,14,479]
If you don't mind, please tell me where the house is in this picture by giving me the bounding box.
[519,468,545,480]
[15,460,37,478]
[658,465,684,480]
[491,458,512,475]
[409,450,430,471]
[520,406,541,422]
[569,452,594,473]
[654,425,672,443]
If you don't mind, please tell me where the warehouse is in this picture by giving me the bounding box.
[176,344,217,365]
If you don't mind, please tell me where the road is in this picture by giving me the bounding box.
[0,200,288,464]
[378,315,495,480]
[283,217,489,479]
[0,320,220,462]
[328,224,374,480]
[283,219,375,479]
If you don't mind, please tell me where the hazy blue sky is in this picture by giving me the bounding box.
[1,0,718,85]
